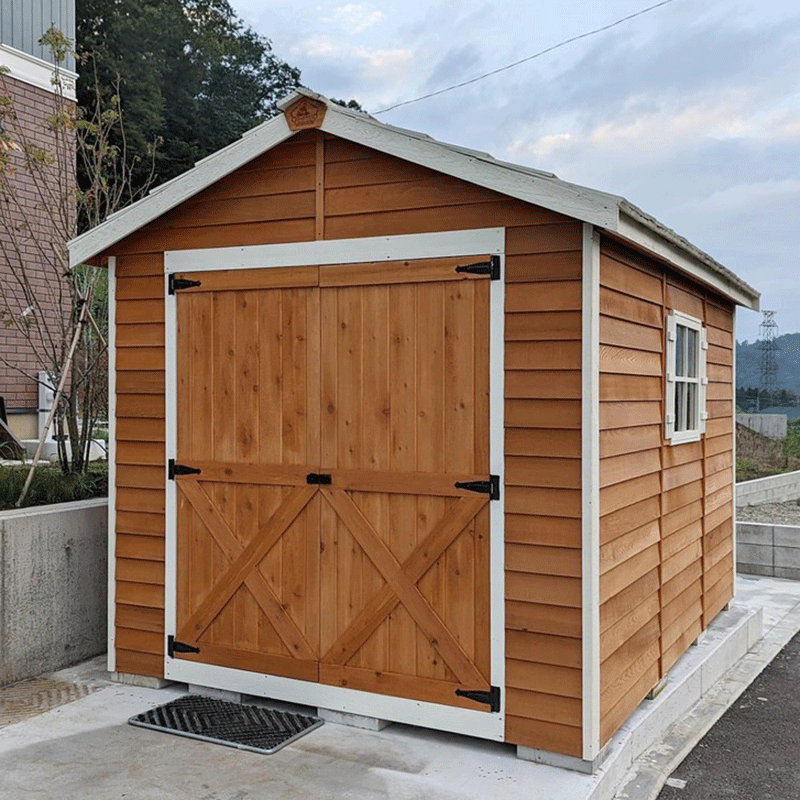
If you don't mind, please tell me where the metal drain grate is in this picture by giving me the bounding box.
[129,695,323,754]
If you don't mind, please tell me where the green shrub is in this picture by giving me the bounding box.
[0,463,108,510]
[786,419,800,460]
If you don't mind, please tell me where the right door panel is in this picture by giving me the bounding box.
[317,263,493,710]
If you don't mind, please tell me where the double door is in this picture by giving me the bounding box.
[170,256,494,711]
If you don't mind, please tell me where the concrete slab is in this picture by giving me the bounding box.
[1,575,799,800]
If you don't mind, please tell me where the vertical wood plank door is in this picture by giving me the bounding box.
[173,267,322,682]
[171,258,493,711]
[317,260,493,709]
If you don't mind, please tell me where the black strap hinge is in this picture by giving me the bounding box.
[455,255,500,280]
[168,459,202,480]
[306,473,332,485]
[168,635,200,658]
[455,685,501,713]
[455,475,500,501]
[168,275,202,294]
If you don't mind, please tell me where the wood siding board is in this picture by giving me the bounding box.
[506,571,582,608]
[505,252,582,283]
[506,687,582,728]
[505,715,582,757]
[505,311,582,342]
[506,630,581,669]
[599,426,662,458]
[600,569,659,633]
[505,601,582,638]
[504,515,582,548]
[506,659,582,697]
[506,543,582,577]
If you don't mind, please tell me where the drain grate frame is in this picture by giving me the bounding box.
[129,694,323,755]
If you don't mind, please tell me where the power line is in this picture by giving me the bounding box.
[374,0,676,114]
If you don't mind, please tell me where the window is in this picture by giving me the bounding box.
[665,310,707,444]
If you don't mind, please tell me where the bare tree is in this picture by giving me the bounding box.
[0,28,157,482]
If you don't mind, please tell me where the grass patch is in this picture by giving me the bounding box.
[0,463,108,510]
[736,420,800,482]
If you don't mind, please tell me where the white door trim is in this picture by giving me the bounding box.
[163,228,506,741]
[164,228,505,272]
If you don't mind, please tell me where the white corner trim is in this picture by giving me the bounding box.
[0,43,77,100]
[107,256,117,673]
[68,114,295,267]
[165,228,504,272]
[320,110,619,230]
[581,223,601,761]
[615,212,759,310]
[489,244,507,730]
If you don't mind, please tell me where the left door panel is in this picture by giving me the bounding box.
[173,268,321,682]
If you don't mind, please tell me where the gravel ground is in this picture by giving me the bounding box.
[737,500,800,525]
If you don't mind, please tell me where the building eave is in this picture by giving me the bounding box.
[67,87,761,311]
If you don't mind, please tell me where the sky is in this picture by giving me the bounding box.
[232,0,799,343]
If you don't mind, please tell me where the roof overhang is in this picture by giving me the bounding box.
[68,87,759,310]
[68,114,295,267]
[613,203,760,310]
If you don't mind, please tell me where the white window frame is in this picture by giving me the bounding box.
[665,310,708,444]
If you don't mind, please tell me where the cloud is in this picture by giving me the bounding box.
[687,179,800,215]
[324,4,385,35]
[295,36,411,71]
[423,44,483,91]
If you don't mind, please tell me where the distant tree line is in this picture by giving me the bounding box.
[736,387,800,412]
[76,0,304,224]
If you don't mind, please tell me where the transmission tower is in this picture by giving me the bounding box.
[758,310,779,409]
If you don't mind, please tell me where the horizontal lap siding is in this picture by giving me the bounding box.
[703,303,734,628]
[598,242,734,746]
[107,128,584,756]
[503,220,583,757]
[114,254,167,677]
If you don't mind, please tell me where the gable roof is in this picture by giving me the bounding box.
[68,87,759,310]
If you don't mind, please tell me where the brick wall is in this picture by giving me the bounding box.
[0,73,74,415]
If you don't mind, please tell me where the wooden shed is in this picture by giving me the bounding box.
[69,88,759,770]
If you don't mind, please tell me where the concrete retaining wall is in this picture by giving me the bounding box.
[737,521,800,580]
[737,413,787,441]
[0,498,107,686]
[736,470,800,507]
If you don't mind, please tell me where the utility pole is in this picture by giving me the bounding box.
[758,310,779,411]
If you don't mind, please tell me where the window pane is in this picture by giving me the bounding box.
[687,383,697,430]
[675,382,686,431]
[676,325,685,377]
[686,328,698,379]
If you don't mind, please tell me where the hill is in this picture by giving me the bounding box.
[736,332,800,392]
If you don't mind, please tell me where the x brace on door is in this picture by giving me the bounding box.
[173,477,490,692]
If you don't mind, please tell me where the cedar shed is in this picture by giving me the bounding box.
[69,89,759,770]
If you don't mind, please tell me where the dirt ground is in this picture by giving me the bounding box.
[736,423,800,482]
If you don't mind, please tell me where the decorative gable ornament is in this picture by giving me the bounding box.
[284,97,327,131]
